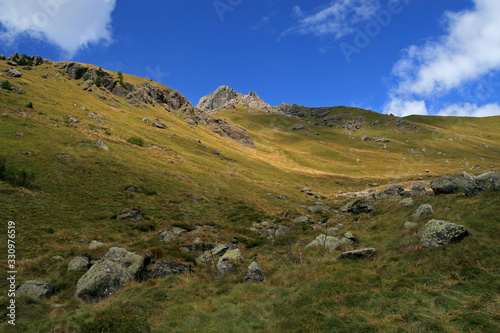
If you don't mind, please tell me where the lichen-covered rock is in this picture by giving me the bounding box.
[95,140,110,151]
[430,175,474,195]
[418,220,469,249]
[306,234,354,250]
[243,262,265,282]
[140,258,190,280]
[337,248,376,260]
[68,256,90,271]
[116,207,146,222]
[464,172,500,197]
[340,200,375,215]
[17,280,54,298]
[158,227,186,243]
[197,244,229,263]
[291,215,309,223]
[88,240,105,250]
[75,247,145,303]
[152,120,168,129]
[411,204,434,219]
[218,249,244,263]
[216,260,235,276]
[372,185,404,200]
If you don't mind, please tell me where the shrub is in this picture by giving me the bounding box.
[94,76,102,87]
[26,102,33,109]
[1,80,11,91]
[81,311,150,333]
[127,137,145,147]
[83,74,90,81]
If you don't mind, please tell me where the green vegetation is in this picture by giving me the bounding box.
[1,80,11,90]
[94,76,102,87]
[25,102,33,108]
[0,58,498,332]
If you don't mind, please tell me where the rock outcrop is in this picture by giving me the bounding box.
[197,85,270,112]
[75,247,145,304]
[431,172,500,197]
[243,262,265,282]
[16,280,54,298]
[418,220,469,249]
[337,248,377,260]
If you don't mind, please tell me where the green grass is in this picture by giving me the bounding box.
[0,59,499,332]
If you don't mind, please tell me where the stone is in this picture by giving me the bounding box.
[291,124,307,131]
[75,247,145,303]
[411,204,434,219]
[68,256,90,271]
[95,141,110,151]
[158,227,186,243]
[52,255,65,261]
[275,195,289,200]
[402,221,418,230]
[399,198,414,207]
[152,120,168,129]
[140,258,190,280]
[418,220,469,249]
[0,54,5,60]
[116,207,146,222]
[340,199,375,215]
[361,135,372,141]
[68,117,81,124]
[125,186,138,192]
[188,195,207,202]
[33,55,43,66]
[16,280,54,299]
[87,112,103,123]
[142,118,150,123]
[216,261,235,276]
[5,68,22,78]
[308,204,329,214]
[306,234,354,250]
[372,185,404,200]
[7,53,19,62]
[410,183,426,192]
[88,240,105,250]
[272,225,294,238]
[291,215,309,223]
[464,172,500,197]
[11,87,25,95]
[218,249,244,263]
[197,85,270,113]
[243,262,265,282]
[430,175,474,195]
[197,244,229,263]
[337,248,377,260]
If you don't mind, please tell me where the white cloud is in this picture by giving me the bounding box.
[438,103,500,117]
[392,0,500,97]
[0,0,116,57]
[283,0,380,39]
[383,98,429,117]
[386,0,500,117]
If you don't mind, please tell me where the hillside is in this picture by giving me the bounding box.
[0,54,499,332]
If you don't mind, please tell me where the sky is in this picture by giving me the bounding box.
[1,0,500,117]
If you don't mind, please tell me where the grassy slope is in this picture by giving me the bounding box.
[0,60,499,332]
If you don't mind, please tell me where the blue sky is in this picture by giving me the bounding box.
[1,0,499,117]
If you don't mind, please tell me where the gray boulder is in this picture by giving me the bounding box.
[75,247,145,303]
[5,68,22,78]
[88,240,105,250]
[410,183,426,192]
[68,256,90,271]
[218,249,244,263]
[243,262,265,282]
[291,215,309,223]
[411,204,434,219]
[87,112,103,123]
[308,204,330,214]
[337,248,377,260]
[197,244,229,263]
[17,280,54,298]
[158,227,186,243]
[464,172,500,197]
[291,124,307,131]
[32,55,43,66]
[152,120,168,129]
[430,174,474,195]
[95,140,110,151]
[306,234,354,250]
[418,220,469,249]
[140,258,190,280]
[116,207,146,222]
[216,260,235,276]
[340,199,375,215]
[372,185,404,200]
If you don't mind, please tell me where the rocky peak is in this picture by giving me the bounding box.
[197,85,270,113]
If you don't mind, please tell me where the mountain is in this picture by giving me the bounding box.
[1,53,499,332]
[197,85,270,112]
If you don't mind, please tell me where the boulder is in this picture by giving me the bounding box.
[152,121,168,129]
[464,172,500,197]
[275,195,289,200]
[140,258,190,280]
[216,261,235,276]
[308,204,330,214]
[16,280,54,298]
[430,175,474,195]
[7,53,19,62]
[337,248,377,260]
[270,225,294,238]
[218,249,244,263]
[88,240,105,250]
[243,262,265,282]
[87,112,103,123]
[340,199,375,215]
[158,227,186,243]
[197,244,229,263]
[95,141,110,151]
[372,185,404,200]
[399,198,414,207]
[75,247,145,303]
[32,55,43,66]
[0,54,5,60]
[5,68,22,78]
[418,220,469,249]
[68,256,90,271]
[116,207,146,222]
[306,234,354,250]
[291,124,307,131]
[142,118,150,123]
[410,183,426,192]
[291,215,309,223]
[411,204,434,219]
